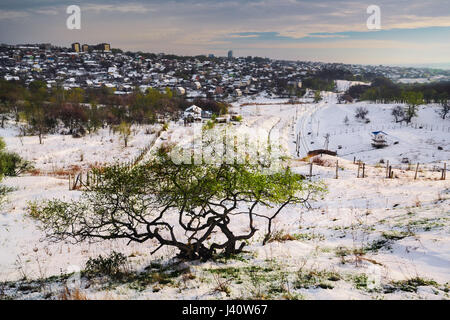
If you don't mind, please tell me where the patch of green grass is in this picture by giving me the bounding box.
[266,230,325,243]
[292,233,325,242]
[407,218,445,232]
[294,270,341,290]
[364,239,392,252]
[126,267,191,291]
[383,277,439,293]
[214,251,257,264]
[363,230,415,253]
[208,265,274,281]
[207,262,305,299]
[352,274,369,290]
[382,231,414,241]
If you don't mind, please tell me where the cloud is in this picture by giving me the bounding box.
[0,0,449,64]
[82,3,155,14]
[0,10,29,20]
[34,9,59,15]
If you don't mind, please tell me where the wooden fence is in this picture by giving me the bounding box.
[292,156,447,182]
[69,129,162,191]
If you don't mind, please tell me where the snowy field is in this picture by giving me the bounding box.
[0,87,449,300]
[0,123,159,173]
[299,102,450,166]
[236,91,450,166]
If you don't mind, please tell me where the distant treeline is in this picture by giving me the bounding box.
[347,77,450,103]
[0,80,230,138]
[302,67,381,92]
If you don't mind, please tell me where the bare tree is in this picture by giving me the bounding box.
[391,106,405,123]
[438,99,449,120]
[355,107,369,121]
[343,115,350,126]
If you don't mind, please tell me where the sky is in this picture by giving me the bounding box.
[0,0,449,66]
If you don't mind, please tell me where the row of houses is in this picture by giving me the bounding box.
[1,43,447,100]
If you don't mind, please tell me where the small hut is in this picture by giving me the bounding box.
[183,105,203,122]
[371,131,388,148]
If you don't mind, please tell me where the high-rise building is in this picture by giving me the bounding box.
[71,42,81,53]
[82,44,89,52]
[98,43,111,52]
[228,50,233,59]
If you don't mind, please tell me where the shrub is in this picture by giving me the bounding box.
[0,185,13,207]
[33,146,325,261]
[203,120,215,130]
[84,251,128,277]
[0,152,33,176]
[355,107,369,120]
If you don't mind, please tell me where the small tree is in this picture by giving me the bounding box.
[391,106,405,123]
[403,91,423,124]
[343,115,350,126]
[0,138,16,207]
[0,114,8,128]
[313,91,322,103]
[0,137,33,177]
[438,95,449,120]
[114,121,132,147]
[32,149,325,261]
[355,107,369,121]
[24,103,50,144]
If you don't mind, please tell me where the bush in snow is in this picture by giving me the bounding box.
[391,106,405,123]
[343,116,350,126]
[355,107,369,121]
[0,136,33,177]
[0,138,16,206]
[85,251,128,277]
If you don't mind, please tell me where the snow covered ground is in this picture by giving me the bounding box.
[335,80,370,93]
[296,101,450,166]
[0,89,449,300]
[0,123,159,173]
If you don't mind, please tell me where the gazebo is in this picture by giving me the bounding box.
[371,131,388,148]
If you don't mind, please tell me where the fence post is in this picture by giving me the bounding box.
[335,161,339,179]
[414,163,419,180]
[362,163,365,178]
[386,160,390,178]
[69,174,71,191]
[309,162,313,180]
[442,163,447,180]
[357,162,361,178]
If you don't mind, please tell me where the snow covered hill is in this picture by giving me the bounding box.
[0,94,449,300]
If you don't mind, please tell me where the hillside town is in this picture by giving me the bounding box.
[1,43,449,101]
